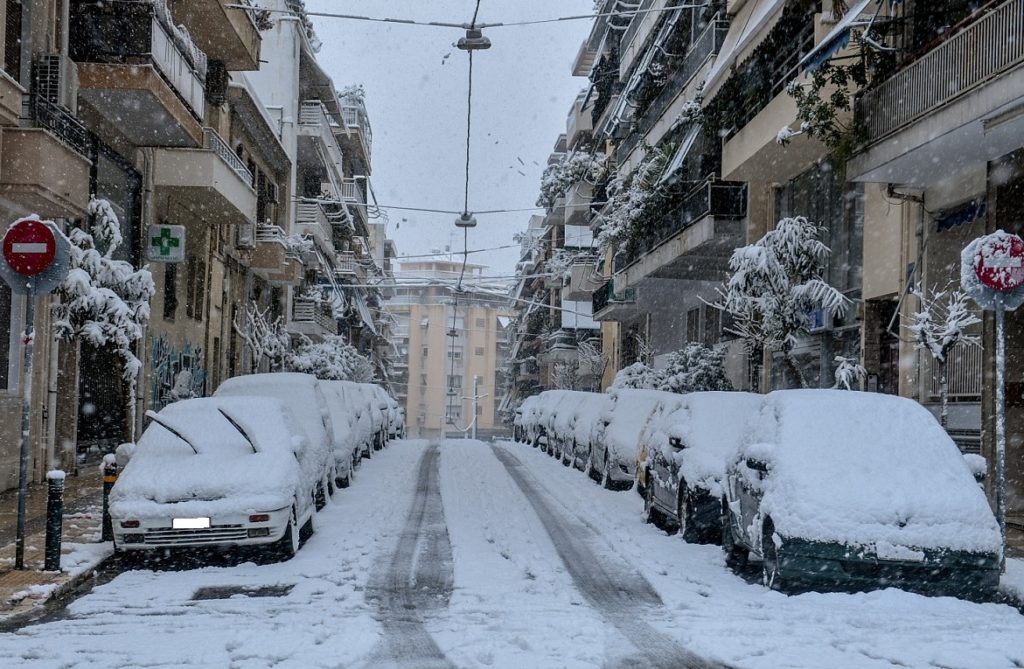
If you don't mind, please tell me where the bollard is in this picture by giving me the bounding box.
[101,454,118,542]
[44,470,65,571]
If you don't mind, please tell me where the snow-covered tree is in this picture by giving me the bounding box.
[233,303,289,372]
[537,151,602,209]
[287,334,375,382]
[595,146,670,254]
[52,198,155,436]
[657,343,733,394]
[907,283,981,427]
[611,361,660,390]
[832,355,867,391]
[551,361,579,390]
[714,216,851,388]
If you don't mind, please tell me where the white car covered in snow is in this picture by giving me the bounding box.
[543,390,590,461]
[214,373,336,508]
[640,391,763,543]
[516,396,542,444]
[110,396,320,560]
[590,388,678,490]
[319,380,365,487]
[722,390,1002,596]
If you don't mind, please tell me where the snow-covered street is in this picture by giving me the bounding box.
[2,439,1023,669]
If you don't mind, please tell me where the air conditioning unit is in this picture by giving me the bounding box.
[32,54,79,112]
[236,221,256,249]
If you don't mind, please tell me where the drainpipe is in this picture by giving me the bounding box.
[136,147,156,438]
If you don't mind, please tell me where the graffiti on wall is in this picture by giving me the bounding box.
[150,333,207,412]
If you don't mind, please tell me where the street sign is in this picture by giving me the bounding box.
[147,224,185,263]
[973,232,1024,291]
[3,218,57,276]
[0,219,72,296]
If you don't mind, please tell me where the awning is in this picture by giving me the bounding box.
[937,199,986,231]
[799,0,885,72]
[657,123,702,186]
[704,0,788,101]
[353,293,378,335]
[611,6,685,131]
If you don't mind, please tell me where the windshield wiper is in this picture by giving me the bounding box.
[217,408,259,454]
[145,410,199,454]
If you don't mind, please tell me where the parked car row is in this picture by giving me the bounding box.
[109,373,403,562]
[513,388,1002,598]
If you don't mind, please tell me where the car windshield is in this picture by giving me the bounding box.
[2,1,1022,665]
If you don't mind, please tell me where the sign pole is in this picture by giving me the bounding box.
[14,288,34,570]
[994,292,1007,570]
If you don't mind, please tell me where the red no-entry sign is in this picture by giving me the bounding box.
[973,233,1024,291]
[2,218,57,277]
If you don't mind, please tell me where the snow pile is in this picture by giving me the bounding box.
[110,397,305,518]
[643,392,764,498]
[738,390,1002,554]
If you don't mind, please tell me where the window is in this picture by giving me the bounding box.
[475,346,484,356]
[0,283,10,388]
[185,257,205,321]
[446,405,462,421]
[422,347,429,358]
[163,263,178,321]
[704,307,721,347]
[447,349,463,359]
[476,404,483,416]
[686,307,700,342]
[447,375,462,389]
[475,318,486,328]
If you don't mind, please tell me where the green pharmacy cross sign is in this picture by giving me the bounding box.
[147,224,185,263]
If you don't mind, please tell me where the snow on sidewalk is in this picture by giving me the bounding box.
[498,439,1024,669]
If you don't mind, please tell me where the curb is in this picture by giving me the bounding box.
[0,551,115,632]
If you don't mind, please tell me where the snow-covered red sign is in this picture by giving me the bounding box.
[962,231,1024,311]
[3,218,57,276]
[973,233,1024,291]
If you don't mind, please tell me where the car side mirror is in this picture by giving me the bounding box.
[974,469,986,484]
[669,437,685,450]
[745,458,768,473]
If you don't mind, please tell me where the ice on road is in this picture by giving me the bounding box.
[0,439,1022,669]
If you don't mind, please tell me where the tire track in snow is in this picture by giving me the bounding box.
[491,445,732,669]
[363,443,455,669]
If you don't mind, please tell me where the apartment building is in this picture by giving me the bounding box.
[0,0,394,491]
[387,260,511,438]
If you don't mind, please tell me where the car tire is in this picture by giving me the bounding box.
[643,476,662,527]
[761,518,784,591]
[722,498,748,570]
[601,457,613,490]
[273,509,300,562]
[562,442,572,467]
[336,472,351,489]
[675,485,700,544]
[315,481,327,511]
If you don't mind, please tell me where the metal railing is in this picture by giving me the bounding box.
[617,178,746,269]
[203,128,253,185]
[29,95,92,158]
[341,104,373,157]
[292,298,337,334]
[299,100,338,127]
[592,277,636,315]
[255,223,285,243]
[930,344,984,398]
[859,0,1024,141]
[335,251,366,279]
[619,0,658,65]
[341,178,365,204]
[295,200,332,244]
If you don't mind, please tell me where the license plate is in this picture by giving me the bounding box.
[173,517,210,529]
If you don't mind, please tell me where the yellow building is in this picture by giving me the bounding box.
[387,260,511,438]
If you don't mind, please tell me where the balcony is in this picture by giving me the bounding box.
[289,298,338,339]
[564,182,593,227]
[850,0,1024,185]
[566,91,592,149]
[0,119,91,219]
[152,128,256,224]
[168,0,261,71]
[296,200,336,255]
[0,70,24,127]
[563,262,603,301]
[251,224,302,285]
[70,0,206,147]
[592,277,638,322]
[341,178,368,229]
[339,103,373,172]
[335,251,367,281]
[297,100,345,192]
[538,329,579,364]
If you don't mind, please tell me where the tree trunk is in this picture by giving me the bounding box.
[784,351,807,389]
[939,361,949,430]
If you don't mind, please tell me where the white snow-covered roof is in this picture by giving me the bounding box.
[739,390,1001,554]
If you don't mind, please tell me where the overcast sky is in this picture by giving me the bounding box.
[308,0,594,279]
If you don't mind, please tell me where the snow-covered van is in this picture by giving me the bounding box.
[110,396,319,560]
[640,391,764,543]
[722,390,1002,596]
[214,373,336,508]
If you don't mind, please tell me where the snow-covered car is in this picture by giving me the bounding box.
[214,373,335,508]
[722,390,1002,596]
[334,382,375,459]
[110,396,319,560]
[370,385,394,446]
[590,388,678,490]
[386,396,404,439]
[545,390,591,463]
[640,391,763,543]
[516,396,541,444]
[319,380,365,487]
[566,393,610,471]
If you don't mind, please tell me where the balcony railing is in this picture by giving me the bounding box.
[203,127,253,185]
[341,104,373,157]
[618,0,658,66]
[299,99,339,127]
[296,200,332,245]
[255,223,285,243]
[335,251,366,279]
[859,0,1024,141]
[592,278,636,316]
[341,178,365,204]
[28,95,92,158]
[929,344,983,398]
[70,0,207,119]
[292,298,338,334]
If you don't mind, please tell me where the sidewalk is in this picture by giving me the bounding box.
[0,464,113,624]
